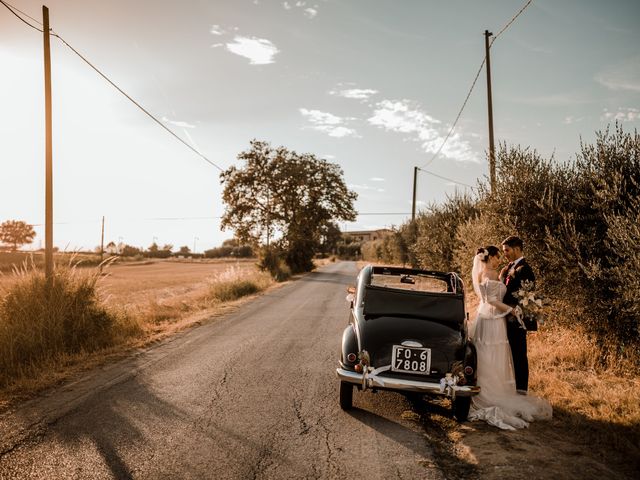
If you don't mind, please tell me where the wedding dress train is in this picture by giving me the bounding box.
[468,279,552,430]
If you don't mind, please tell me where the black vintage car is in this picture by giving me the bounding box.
[336,265,479,420]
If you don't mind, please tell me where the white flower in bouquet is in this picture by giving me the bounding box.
[513,280,548,328]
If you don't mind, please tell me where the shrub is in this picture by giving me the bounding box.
[257,247,291,281]
[206,266,273,302]
[413,192,479,272]
[453,211,510,292]
[204,245,254,258]
[0,265,140,387]
[394,125,640,354]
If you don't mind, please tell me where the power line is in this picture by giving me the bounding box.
[420,0,533,169]
[491,0,533,45]
[0,1,224,172]
[420,57,485,169]
[418,168,475,189]
[0,0,42,31]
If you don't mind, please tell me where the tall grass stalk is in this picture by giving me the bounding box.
[0,264,140,387]
[206,266,273,303]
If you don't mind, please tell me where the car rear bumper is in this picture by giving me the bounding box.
[336,367,480,397]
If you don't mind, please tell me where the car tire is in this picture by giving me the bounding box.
[452,396,471,421]
[339,381,353,410]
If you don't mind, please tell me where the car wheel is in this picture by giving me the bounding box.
[452,396,471,421]
[339,381,353,410]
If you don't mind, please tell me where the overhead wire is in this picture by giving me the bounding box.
[419,0,533,170]
[28,212,412,227]
[418,168,475,189]
[0,0,224,171]
[0,0,42,31]
[491,0,533,44]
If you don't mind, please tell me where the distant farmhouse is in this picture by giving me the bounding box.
[342,229,393,242]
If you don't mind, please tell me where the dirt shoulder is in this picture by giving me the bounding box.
[409,393,637,480]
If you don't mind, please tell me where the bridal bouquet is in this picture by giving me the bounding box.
[513,280,547,331]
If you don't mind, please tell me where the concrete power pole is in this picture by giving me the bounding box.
[484,30,496,194]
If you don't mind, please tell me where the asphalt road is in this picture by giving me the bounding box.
[0,261,444,479]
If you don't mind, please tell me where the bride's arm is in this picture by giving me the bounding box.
[487,298,513,315]
[483,279,514,316]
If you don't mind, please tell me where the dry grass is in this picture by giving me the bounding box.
[0,263,143,386]
[528,325,640,470]
[0,259,274,410]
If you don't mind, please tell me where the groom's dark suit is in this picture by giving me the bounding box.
[501,258,535,392]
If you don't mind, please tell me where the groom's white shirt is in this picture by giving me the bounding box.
[507,256,524,277]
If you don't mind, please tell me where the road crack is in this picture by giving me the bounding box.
[292,399,311,435]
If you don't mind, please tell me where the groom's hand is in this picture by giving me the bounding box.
[513,305,524,321]
[499,265,509,280]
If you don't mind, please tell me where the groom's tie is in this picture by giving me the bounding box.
[505,262,514,285]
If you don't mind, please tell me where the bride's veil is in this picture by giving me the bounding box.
[471,251,486,300]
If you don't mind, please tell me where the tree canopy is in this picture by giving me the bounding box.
[220,140,357,272]
[0,220,36,251]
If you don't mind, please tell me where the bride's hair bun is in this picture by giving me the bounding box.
[476,245,500,262]
[476,247,490,262]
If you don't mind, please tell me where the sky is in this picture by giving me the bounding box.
[1,0,639,252]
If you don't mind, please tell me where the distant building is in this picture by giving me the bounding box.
[342,229,393,242]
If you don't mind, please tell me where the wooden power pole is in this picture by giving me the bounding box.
[484,30,496,194]
[43,6,54,281]
[100,216,105,262]
[411,166,418,222]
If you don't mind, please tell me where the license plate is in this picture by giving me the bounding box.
[391,345,431,374]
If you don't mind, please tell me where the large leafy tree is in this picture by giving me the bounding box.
[221,140,357,273]
[0,220,36,251]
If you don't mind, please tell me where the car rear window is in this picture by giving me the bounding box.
[370,273,449,293]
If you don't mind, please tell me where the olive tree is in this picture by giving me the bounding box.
[220,140,357,273]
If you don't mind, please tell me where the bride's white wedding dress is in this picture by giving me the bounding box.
[468,279,552,430]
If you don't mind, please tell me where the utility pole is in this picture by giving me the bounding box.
[100,216,105,262]
[411,166,418,222]
[43,6,54,282]
[484,30,496,194]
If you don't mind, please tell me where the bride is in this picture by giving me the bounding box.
[468,246,552,430]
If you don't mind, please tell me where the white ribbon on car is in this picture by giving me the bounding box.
[439,374,458,398]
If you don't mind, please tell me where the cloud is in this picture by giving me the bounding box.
[304,8,318,18]
[348,183,385,193]
[210,25,225,36]
[563,116,585,125]
[299,108,359,138]
[512,92,592,106]
[330,88,378,100]
[367,100,478,162]
[601,107,640,122]
[162,116,196,129]
[225,36,279,65]
[283,1,320,18]
[370,177,385,182]
[595,57,640,92]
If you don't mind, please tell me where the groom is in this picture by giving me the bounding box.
[500,235,535,395]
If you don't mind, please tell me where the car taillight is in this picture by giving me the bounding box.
[347,353,357,363]
[464,366,474,375]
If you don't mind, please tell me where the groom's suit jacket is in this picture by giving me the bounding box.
[500,258,535,306]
